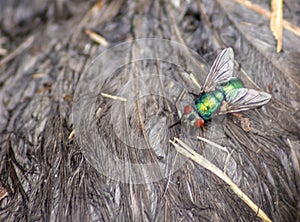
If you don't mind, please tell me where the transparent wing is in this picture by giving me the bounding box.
[219,88,271,114]
[202,48,234,92]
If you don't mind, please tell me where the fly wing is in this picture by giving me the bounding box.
[202,48,234,92]
[219,88,271,114]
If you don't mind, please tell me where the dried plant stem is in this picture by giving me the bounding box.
[85,29,109,46]
[197,136,232,173]
[270,0,283,52]
[101,92,127,102]
[189,73,202,89]
[235,0,300,38]
[170,137,272,222]
[68,129,76,140]
[0,36,34,67]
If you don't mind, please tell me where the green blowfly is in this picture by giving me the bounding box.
[183,47,271,128]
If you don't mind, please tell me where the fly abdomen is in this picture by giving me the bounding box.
[219,77,244,97]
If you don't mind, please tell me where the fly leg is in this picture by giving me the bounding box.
[169,89,186,128]
[175,89,186,110]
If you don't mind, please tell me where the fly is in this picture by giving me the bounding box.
[182,47,271,128]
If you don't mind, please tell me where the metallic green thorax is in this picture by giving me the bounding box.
[194,78,244,120]
[194,91,224,120]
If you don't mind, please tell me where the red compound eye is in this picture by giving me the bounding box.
[184,106,192,114]
[194,118,204,128]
